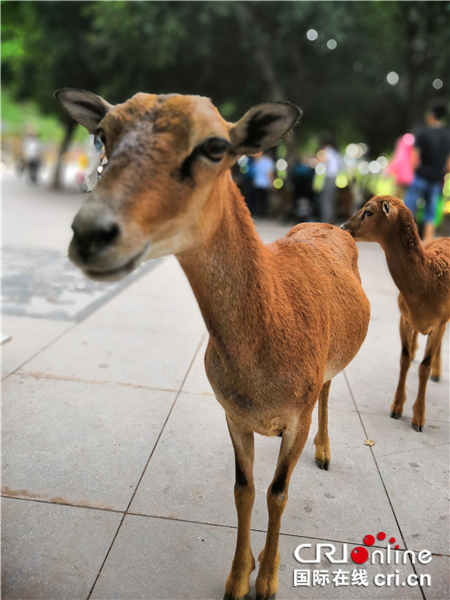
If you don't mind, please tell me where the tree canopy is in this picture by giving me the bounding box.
[2,1,449,156]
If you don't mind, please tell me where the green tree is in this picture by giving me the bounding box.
[2,0,449,178]
[2,1,100,187]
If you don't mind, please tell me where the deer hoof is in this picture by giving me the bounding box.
[431,375,440,383]
[411,423,423,432]
[223,594,248,600]
[256,595,276,600]
[390,411,402,419]
[315,457,330,470]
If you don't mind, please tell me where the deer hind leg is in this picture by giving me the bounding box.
[314,380,331,470]
[410,330,419,360]
[256,407,313,600]
[412,324,446,432]
[391,316,414,419]
[224,416,255,600]
[430,340,442,382]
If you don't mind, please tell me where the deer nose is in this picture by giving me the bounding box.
[71,204,121,262]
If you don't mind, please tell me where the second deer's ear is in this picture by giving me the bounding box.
[54,88,113,133]
[382,201,390,216]
[229,102,302,155]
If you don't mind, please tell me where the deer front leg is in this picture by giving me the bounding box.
[391,316,414,419]
[314,380,331,470]
[412,324,446,432]
[256,408,313,600]
[430,340,442,382]
[224,415,255,600]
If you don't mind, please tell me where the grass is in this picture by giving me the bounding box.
[1,88,88,143]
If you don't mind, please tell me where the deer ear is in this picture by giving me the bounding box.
[382,201,390,216]
[54,88,113,134]
[229,102,302,155]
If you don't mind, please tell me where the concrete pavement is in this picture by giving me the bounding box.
[2,177,449,599]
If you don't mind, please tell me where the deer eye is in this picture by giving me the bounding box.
[201,138,229,162]
[362,209,373,219]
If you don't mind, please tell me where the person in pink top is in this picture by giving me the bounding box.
[386,133,415,198]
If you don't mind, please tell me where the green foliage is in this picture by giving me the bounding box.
[1,88,64,141]
[1,88,88,143]
[2,1,449,156]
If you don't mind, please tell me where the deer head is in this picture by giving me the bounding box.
[55,89,301,281]
[341,195,401,242]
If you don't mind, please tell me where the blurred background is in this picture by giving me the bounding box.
[1,0,450,230]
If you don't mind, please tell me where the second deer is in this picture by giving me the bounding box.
[342,195,449,432]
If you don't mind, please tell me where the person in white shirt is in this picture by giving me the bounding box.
[22,130,42,184]
[319,136,343,223]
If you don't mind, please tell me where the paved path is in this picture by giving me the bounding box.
[2,178,449,599]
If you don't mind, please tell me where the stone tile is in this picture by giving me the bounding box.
[130,392,401,544]
[2,246,160,322]
[356,242,400,300]
[89,280,205,335]
[345,312,449,423]
[375,443,449,555]
[181,338,213,395]
[1,315,70,377]
[326,372,356,412]
[19,321,203,392]
[90,514,422,600]
[2,178,83,251]
[90,515,234,600]
[2,375,176,510]
[358,413,449,458]
[416,554,449,600]
[91,255,205,335]
[129,254,199,299]
[1,497,121,600]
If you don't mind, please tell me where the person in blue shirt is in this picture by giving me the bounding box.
[250,150,275,217]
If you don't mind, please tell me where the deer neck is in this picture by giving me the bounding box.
[379,212,426,300]
[177,174,276,366]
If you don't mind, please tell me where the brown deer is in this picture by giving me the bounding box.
[342,195,450,432]
[55,88,370,600]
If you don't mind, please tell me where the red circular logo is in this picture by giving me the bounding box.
[363,534,375,546]
[351,546,369,564]
[377,532,386,540]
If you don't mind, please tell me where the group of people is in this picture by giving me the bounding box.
[237,139,347,226]
[390,102,450,243]
[236,101,450,244]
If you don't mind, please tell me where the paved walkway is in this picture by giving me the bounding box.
[2,178,449,599]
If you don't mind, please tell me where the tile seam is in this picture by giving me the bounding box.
[86,332,206,600]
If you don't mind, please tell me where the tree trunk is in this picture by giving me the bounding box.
[51,119,76,190]
[240,5,285,102]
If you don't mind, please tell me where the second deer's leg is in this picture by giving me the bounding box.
[224,415,255,600]
[412,324,446,432]
[391,316,414,419]
[314,380,332,470]
[256,408,313,600]
[430,340,442,382]
[410,330,419,360]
